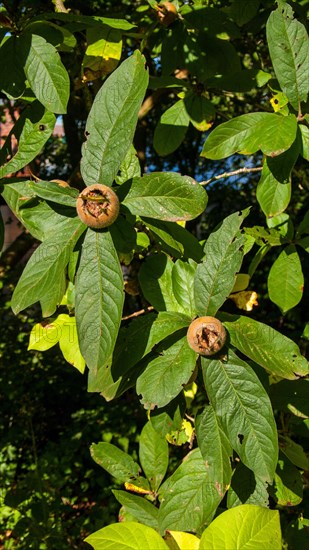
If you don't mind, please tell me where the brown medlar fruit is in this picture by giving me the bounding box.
[157,2,178,27]
[187,316,226,356]
[76,184,119,229]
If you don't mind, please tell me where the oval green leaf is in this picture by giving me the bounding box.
[85,521,168,550]
[75,229,124,374]
[199,504,282,550]
[153,100,190,156]
[139,421,169,492]
[12,218,84,315]
[158,448,221,535]
[266,5,309,110]
[18,33,70,113]
[81,50,148,186]
[202,350,278,483]
[0,102,56,178]
[201,113,297,159]
[220,313,309,380]
[90,442,141,483]
[194,210,248,316]
[268,244,304,313]
[137,334,197,409]
[123,172,207,222]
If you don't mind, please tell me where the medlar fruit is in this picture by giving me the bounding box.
[76,184,119,229]
[157,2,178,27]
[187,316,226,356]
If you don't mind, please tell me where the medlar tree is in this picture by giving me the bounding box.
[0,0,308,548]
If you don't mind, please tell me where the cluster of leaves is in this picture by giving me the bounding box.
[0,0,308,548]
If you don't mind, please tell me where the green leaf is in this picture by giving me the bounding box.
[82,26,122,80]
[256,160,291,217]
[202,350,278,483]
[81,50,148,186]
[138,253,184,312]
[90,442,141,483]
[142,218,204,262]
[42,12,136,31]
[57,314,85,374]
[268,244,304,313]
[112,491,159,530]
[196,406,232,497]
[84,522,168,550]
[158,448,221,535]
[298,235,309,253]
[296,211,309,238]
[18,33,70,113]
[28,320,61,351]
[150,394,186,439]
[0,102,56,178]
[172,259,196,318]
[227,463,269,508]
[137,334,197,409]
[153,100,190,156]
[272,455,303,506]
[257,132,300,216]
[199,505,282,550]
[11,218,84,315]
[115,145,141,185]
[122,173,207,222]
[220,313,309,380]
[266,5,309,110]
[94,311,190,401]
[184,92,215,132]
[194,210,248,316]
[299,124,309,160]
[29,180,78,207]
[110,217,137,254]
[75,229,124,376]
[201,112,297,159]
[112,311,190,379]
[279,436,309,470]
[166,531,200,550]
[0,36,26,98]
[227,0,260,26]
[244,226,283,247]
[267,213,294,240]
[139,421,168,491]
[1,180,77,241]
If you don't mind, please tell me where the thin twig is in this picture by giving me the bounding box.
[200,166,263,187]
[122,306,154,321]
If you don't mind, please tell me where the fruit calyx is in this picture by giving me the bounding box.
[76,184,119,229]
[187,316,226,356]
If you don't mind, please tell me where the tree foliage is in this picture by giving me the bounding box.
[0,0,308,548]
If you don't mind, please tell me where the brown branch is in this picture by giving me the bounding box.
[122,306,154,321]
[138,89,167,120]
[200,166,263,186]
[52,0,69,13]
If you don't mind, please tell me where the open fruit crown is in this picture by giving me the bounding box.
[76,183,120,229]
[187,316,227,356]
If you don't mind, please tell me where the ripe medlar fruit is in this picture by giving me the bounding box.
[76,184,119,229]
[157,2,178,27]
[187,316,226,356]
